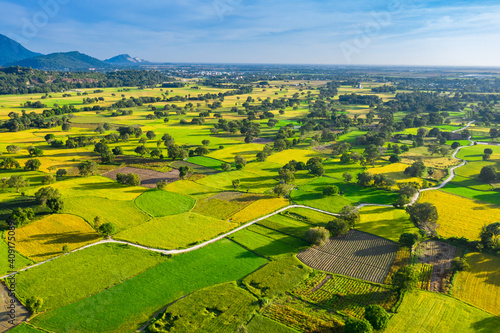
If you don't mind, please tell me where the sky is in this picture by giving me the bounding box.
[1,0,500,66]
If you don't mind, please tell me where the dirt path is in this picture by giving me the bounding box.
[0,283,29,332]
[311,274,332,293]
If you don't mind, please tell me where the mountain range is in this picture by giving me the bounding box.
[0,34,151,71]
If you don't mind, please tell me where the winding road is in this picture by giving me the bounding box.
[0,121,482,280]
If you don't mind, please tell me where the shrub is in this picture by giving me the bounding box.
[116,173,141,186]
[305,227,330,246]
[478,166,497,183]
[42,174,56,185]
[451,257,470,272]
[399,232,419,248]
[364,305,389,330]
[26,296,43,313]
[326,219,350,237]
[156,180,167,190]
[392,266,417,290]
[344,317,373,333]
[323,185,340,196]
[99,222,116,236]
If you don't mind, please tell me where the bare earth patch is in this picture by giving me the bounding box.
[416,240,457,293]
[252,137,273,144]
[0,283,29,332]
[103,167,180,188]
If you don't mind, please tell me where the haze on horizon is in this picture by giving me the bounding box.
[1,0,500,67]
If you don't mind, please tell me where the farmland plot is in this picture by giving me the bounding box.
[297,230,398,283]
[103,166,180,188]
[292,273,398,318]
[415,240,457,292]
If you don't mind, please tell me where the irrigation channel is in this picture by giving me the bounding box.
[0,121,482,280]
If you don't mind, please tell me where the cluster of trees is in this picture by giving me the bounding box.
[326,206,360,237]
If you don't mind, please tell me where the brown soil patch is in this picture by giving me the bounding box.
[102,167,180,188]
[313,144,332,151]
[0,283,29,332]
[416,240,457,293]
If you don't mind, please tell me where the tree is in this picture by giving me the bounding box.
[392,266,417,290]
[99,222,116,236]
[93,216,103,230]
[273,183,292,197]
[135,145,150,157]
[483,153,491,161]
[178,166,192,179]
[364,305,389,331]
[167,144,185,160]
[24,159,41,171]
[392,144,401,154]
[6,175,29,193]
[490,128,499,139]
[195,146,209,156]
[323,185,340,196]
[9,208,34,227]
[305,227,330,246]
[399,232,419,248]
[42,174,56,185]
[232,179,240,189]
[235,155,247,170]
[357,172,374,187]
[28,147,44,157]
[326,219,350,237]
[479,166,497,183]
[62,245,70,253]
[221,163,232,172]
[404,161,426,177]
[256,151,268,162]
[307,157,324,177]
[112,146,123,156]
[343,172,353,183]
[202,139,210,146]
[56,169,67,178]
[47,197,64,212]
[480,222,500,250]
[6,145,21,153]
[0,157,20,169]
[279,168,295,184]
[146,131,156,140]
[35,186,61,206]
[62,122,72,131]
[406,202,438,225]
[344,318,373,333]
[451,142,461,149]
[116,173,141,186]
[340,205,360,228]
[26,296,43,314]
[439,146,450,156]
[451,257,470,272]
[389,154,401,163]
[78,161,98,177]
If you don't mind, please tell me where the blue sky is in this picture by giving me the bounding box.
[1,0,500,66]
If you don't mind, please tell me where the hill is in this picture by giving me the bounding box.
[0,34,42,66]
[104,54,150,66]
[6,51,110,71]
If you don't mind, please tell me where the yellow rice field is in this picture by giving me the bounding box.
[13,214,100,261]
[265,149,321,165]
[229,197,290,223]
[419,191,500,240]
[453,253,500,316]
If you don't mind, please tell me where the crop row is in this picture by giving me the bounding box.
[415,263,433,291]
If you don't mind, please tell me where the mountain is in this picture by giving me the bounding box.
[105,54,150,66]
[6,51,110,71]
[0,34,42,66]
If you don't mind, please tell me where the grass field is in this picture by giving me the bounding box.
[227,228,300,258]
[135,190,196,217]
[206,143,263,162]
[32,239,268,333]
[230,197,289,223]
[265,149,321,165]
[419,190,500,240]
[243,257,312,298]
[442,183,500,206]
[297,230,398,284]
[193,192,257,220]
[16,243,166,310]
[0,237,32,276]
[13,214,100,261]
[4,324,44,333]
[357,206,419,242]
[62,196,150,232]
[25,176,147,201]
[453,253,500,316]
[247,314,299,333]
[186,156,225,170]
[386,290,500,333]
[165,180,218,199]
[148,282,258,333]
[116,212,238,249]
